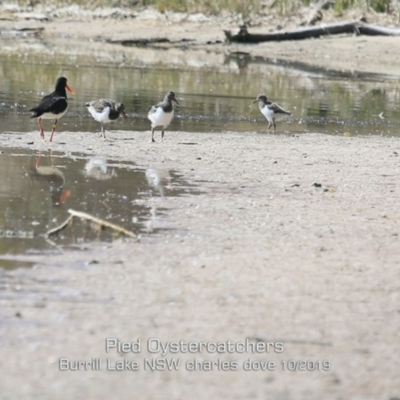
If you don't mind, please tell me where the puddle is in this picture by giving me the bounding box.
[0,41,400,137]
[0,147,201,262]
[0,259,36,270]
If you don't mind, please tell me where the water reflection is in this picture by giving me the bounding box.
[1,37,400,137]
[84,157,116,180]
[146,168,172,197]
[28,150,71,207]
[0,148,202,258]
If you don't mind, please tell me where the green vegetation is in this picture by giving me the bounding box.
[12,0,394,16]
[367,0,391,13]
[331,0,391,14]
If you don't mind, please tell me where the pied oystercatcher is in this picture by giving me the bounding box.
[30,77,75,142]
[253,94,291,132]
[85,99,126,139]
[148,91,179,142]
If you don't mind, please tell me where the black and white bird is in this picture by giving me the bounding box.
[30,77,75,142]
[253,94,291,131]
[148,91,179,142]
[85,99,126,139]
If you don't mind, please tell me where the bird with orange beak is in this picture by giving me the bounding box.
[30,77,75,142]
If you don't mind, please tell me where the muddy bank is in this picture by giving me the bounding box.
[1,7,400,76]
[0,130,399,399]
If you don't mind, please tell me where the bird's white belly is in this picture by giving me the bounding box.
[149,107,174,128]
[260,106,274,123]
[88,106,111,124]
[40,108,68,120]
[260,106,288,121]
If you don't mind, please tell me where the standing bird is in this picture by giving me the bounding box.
[30,77,75,142]
[85,99,126,139]
[148,91,179,142]
[253,94,291,132]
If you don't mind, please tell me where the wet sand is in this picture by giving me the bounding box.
[0,129,399,399]
[1,7,400,399]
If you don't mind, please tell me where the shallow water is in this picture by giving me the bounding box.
[0,147,201,267]
[1,38,400,137]
[1,37,400,267]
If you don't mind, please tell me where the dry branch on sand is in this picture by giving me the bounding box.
[46,209,139,241]
[224,22,400,43]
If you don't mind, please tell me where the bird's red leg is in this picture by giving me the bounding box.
[49,119,58,142]
[38,118,45,139]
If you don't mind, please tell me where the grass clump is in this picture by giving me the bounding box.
[367,0,391,13]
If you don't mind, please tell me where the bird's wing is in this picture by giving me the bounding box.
[148,104,159,116]
[30,95,66,115]
[268,102,291,115]
[88,99,114,113]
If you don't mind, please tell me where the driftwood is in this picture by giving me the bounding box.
[46,209,139,241]
[46,214,73,237]
[107,38,194,47]
[224,22,400,43]
[0,27,44,37]
[108,38,170,46]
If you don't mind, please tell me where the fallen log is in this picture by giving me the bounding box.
[224,22,400,43]
[357,24,400,36]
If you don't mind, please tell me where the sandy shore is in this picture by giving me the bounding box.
[0,129,399,399]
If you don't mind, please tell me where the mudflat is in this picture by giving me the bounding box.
[0,8,400,400]
[1,7,400,75]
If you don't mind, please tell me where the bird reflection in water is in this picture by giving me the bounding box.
[145,168,172,197]
[28,150,71,207]
[144,168,172,233]
[84,157,116,180]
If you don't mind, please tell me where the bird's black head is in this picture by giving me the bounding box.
[166,91,179,105]
[55,77,75,95]
[253,94,268,104]
[116,103,126,118]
